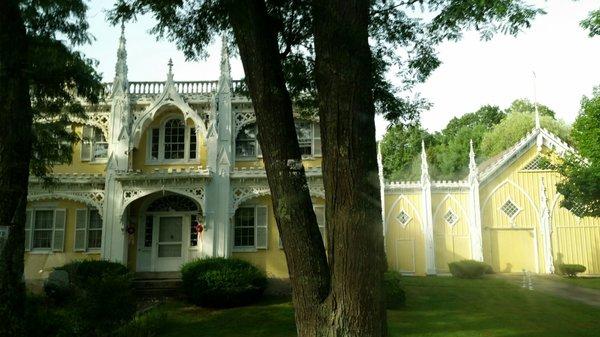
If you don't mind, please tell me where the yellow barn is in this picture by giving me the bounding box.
[21,28,599,288]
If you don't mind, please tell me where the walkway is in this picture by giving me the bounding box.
[496,274,600,308]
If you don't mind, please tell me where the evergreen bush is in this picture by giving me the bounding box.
[448,260,492,279]
[181,257,267,307]
[383,271,406,309]
[557,264,587,277]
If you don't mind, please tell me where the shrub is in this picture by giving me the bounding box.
[181,257,267,307]
[114,311,169,337]
[45,260,136,337]
[558,264,587,277]
[24,294,65,337]
[448,260,492,279]
[383,271,406,309]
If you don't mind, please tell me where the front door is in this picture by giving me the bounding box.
[154,216,184,272]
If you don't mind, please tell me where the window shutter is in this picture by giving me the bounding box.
[25,210,33,251]
[52,209,67,252]
[74,209,88,252]
[81,126,93,161]
[313,123,322,157]
[256,140,263,158]
[255,206,268,249]
[314,205,326,244]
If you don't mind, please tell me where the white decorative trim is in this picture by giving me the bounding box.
[71,112,110,140]
[27,191,105,217]
[122,186,205,212]
[482,179,539,217]
[233,111,256,138]
[384,194,423,236]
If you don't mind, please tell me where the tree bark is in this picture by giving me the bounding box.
[225,0,386,336]
[0,1,32,336]
[313,0,388,336]
[224,1,331,335]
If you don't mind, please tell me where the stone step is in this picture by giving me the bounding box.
[133,272,183,297]
[134,271,181,280]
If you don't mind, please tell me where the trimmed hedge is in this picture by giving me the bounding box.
[558,264,586,277]
[383,271,406,309]
[448,260,493,279]
[181,257,267,308]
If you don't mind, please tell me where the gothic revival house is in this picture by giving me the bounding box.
[23,29,600,284]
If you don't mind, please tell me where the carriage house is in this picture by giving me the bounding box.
[23,29,600,285]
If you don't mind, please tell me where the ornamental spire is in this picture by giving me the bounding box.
[112,21,128,97]
[167,58,174,83]
[421,140,430,183]
[468,139,478,183]
[218,34,232,93]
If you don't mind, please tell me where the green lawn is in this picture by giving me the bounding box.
[545,276,600,290]
[153,277,599,337]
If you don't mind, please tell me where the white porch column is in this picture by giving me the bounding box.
[539,178,554,274]
[467,140,484,261]
[102,24,131,263]
[420,141,436,275]
[206,36,234,257]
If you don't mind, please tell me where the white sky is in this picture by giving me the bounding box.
[81,1,600,140]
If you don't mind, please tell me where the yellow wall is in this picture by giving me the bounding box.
[232,196,326,278]
[384,191,426,275]
[432,192,471,272]
[52,124,107,175]
[24,199,101,281]
[131,108,207,172]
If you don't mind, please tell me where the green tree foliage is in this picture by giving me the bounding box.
[506,98,555,118]
[557,91,600,217]
[480,112,570,158]
[380,124,431,181]
[581,8,600,37]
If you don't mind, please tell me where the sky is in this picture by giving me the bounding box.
[81,1,600,140]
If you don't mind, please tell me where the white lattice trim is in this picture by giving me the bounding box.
[28,191,105,217]
[70,112,110,140]
[233,111,256,138]
[122,186,205,212]
[231,183,325,211]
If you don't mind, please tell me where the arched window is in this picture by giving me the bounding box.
[81,126,108,162]
[148,116,198,163]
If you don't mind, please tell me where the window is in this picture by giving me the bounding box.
[235,121,321,160]
[236,124,259,159]
[295,121,321,157]
[74,208,103,252]
[148,117,199,163]
[25,209,66,252]
[444,210,458,227]
[500,199,521,220]
[87,210,103,249]
[233,206,268,250]
[396,210,411,228]
[81,126,108,162]
[523,155,555,171]
[164,119,186,159]
[32,210,54,249]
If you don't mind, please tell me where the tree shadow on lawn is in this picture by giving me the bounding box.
[156,278,599,337]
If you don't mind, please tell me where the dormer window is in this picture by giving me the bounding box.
[81,126,108,162]
[148,116,198,163]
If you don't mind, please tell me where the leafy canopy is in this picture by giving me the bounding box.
[109,0,543,124]
[20,0,103,179]
[557,89,600,217]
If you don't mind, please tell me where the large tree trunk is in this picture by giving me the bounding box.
[224,1,331,335]
[0,1,32,337]
[225,0,386,336]
[313,0,388,336]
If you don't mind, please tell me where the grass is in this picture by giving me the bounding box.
[546,275,600,290]
[152,276,600,337]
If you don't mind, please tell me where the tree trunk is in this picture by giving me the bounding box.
[0,1,32,336]
[313,0,388,336]
[224,1,331,335]
[225,0,387,336]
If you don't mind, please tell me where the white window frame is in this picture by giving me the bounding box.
[74,208,103,252]
[26,208,66,253]
[81,125,108,163]
[295,121,321,158]
[233,205,268,252]
[146,114,200,164]
[235,124,260,161]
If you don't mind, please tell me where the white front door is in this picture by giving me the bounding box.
[154,216,184,272]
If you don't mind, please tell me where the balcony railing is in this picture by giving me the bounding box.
[104,80,245,96]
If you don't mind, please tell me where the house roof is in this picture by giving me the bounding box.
[477,127,575,184]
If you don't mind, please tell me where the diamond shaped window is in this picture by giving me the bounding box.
[444,210,458,226]
[501,199,520,219]
[396,210,411,228]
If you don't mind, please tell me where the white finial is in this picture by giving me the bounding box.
[469,139,478,183]
[218,34,232,93]
[533,71,540,129]
[112,21,128,96]
[167,58,174,82]
[421,140,429,183]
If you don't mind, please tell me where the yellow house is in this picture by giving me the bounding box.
[23,28,599,285]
